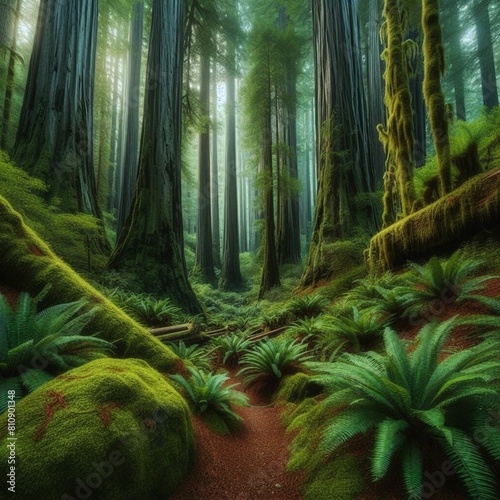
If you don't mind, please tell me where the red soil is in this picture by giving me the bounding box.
[172,373,305,500]
[0,282,19,308]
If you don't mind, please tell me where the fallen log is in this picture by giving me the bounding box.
[368,169,500,273]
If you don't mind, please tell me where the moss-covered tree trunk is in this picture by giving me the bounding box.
[422,0,452,195]
[221,47,243,290]
[194,49,215,283]
[108,0,202,315]
[13,0,107,246]
[378,0,418,226]
[116,2,143,237]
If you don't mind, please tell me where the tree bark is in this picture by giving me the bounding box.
[0,0,21,150]
[109,0,202,315]
[301,0,377,287]
[13,0,109,251]
[116,2,143,237]
[221,47,243,290]
[211,59,221,268]
[473,0,499,110]
[422,0,452,195]
[194,49,215,282]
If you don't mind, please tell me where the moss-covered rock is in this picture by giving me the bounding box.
[275,373,319,405]
[0,195,180,372]
[0,358,194,499]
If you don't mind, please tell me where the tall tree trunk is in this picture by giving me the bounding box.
[211,59,221,268]
[0,0,21,150]
[473,0,499,110]
[194,49,215,282]
[304,108,312,247]
[221,47,243,290]
[109,0,202,315]
[107,55,120,212]
[408,29,427,167]
[366,0,387,181]
[276,6,301,266]
[445,3,466,120]
[422,0,452,195]
[117,2,143,237]
[13,0,109,251]
[301,0,377,287]
[258,58,280,298]
[113,59,126,214]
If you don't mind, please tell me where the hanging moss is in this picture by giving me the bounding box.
[379,0,418,222]
[368,169,500,273]
[0,195,181,373]
[0,358,194,498]
[422,0,452,195]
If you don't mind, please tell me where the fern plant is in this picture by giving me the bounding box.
[0,291,113,413]
[238,338,313,386]
[170,367,249,423]
[286,317,325,341]
[310,318,500,499]
[123,296,183,327]
[402,251,496,317]
[166,341,213,371]
[285,294,330,320]
[209,333,252,366]
[316,306,391,357]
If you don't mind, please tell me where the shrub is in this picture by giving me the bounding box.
[238,338,313,386]
[0,290,113,413]
[310,318,500,499]
[170,367,249,424]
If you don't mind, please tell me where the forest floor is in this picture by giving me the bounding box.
[171,369,305,500]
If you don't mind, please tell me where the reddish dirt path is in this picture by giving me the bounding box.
[172,372,305,500]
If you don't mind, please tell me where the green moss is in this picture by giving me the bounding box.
[304,455,364,500]
[368,169,500,273]
[282,398,365,499]
[0,195,180,372]
[275,373,312,404]
[0,358,194,499]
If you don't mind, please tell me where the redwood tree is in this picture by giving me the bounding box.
[13,0,106,234]
[109,0,202,314]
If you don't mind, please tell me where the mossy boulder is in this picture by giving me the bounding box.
[0,195,180,372]
[0,358,194,499]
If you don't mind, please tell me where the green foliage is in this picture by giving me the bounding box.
[285,294,330,320]
[286,316,325,341]
[0,289,113,413]
[401,250,497,318]
[166,341,213,371]
[238,337,313,386]
[309,318,500,499]
[120,295,184,328]
[315,307,392,358]
[209,333,252,365]
[170,367,249,424]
